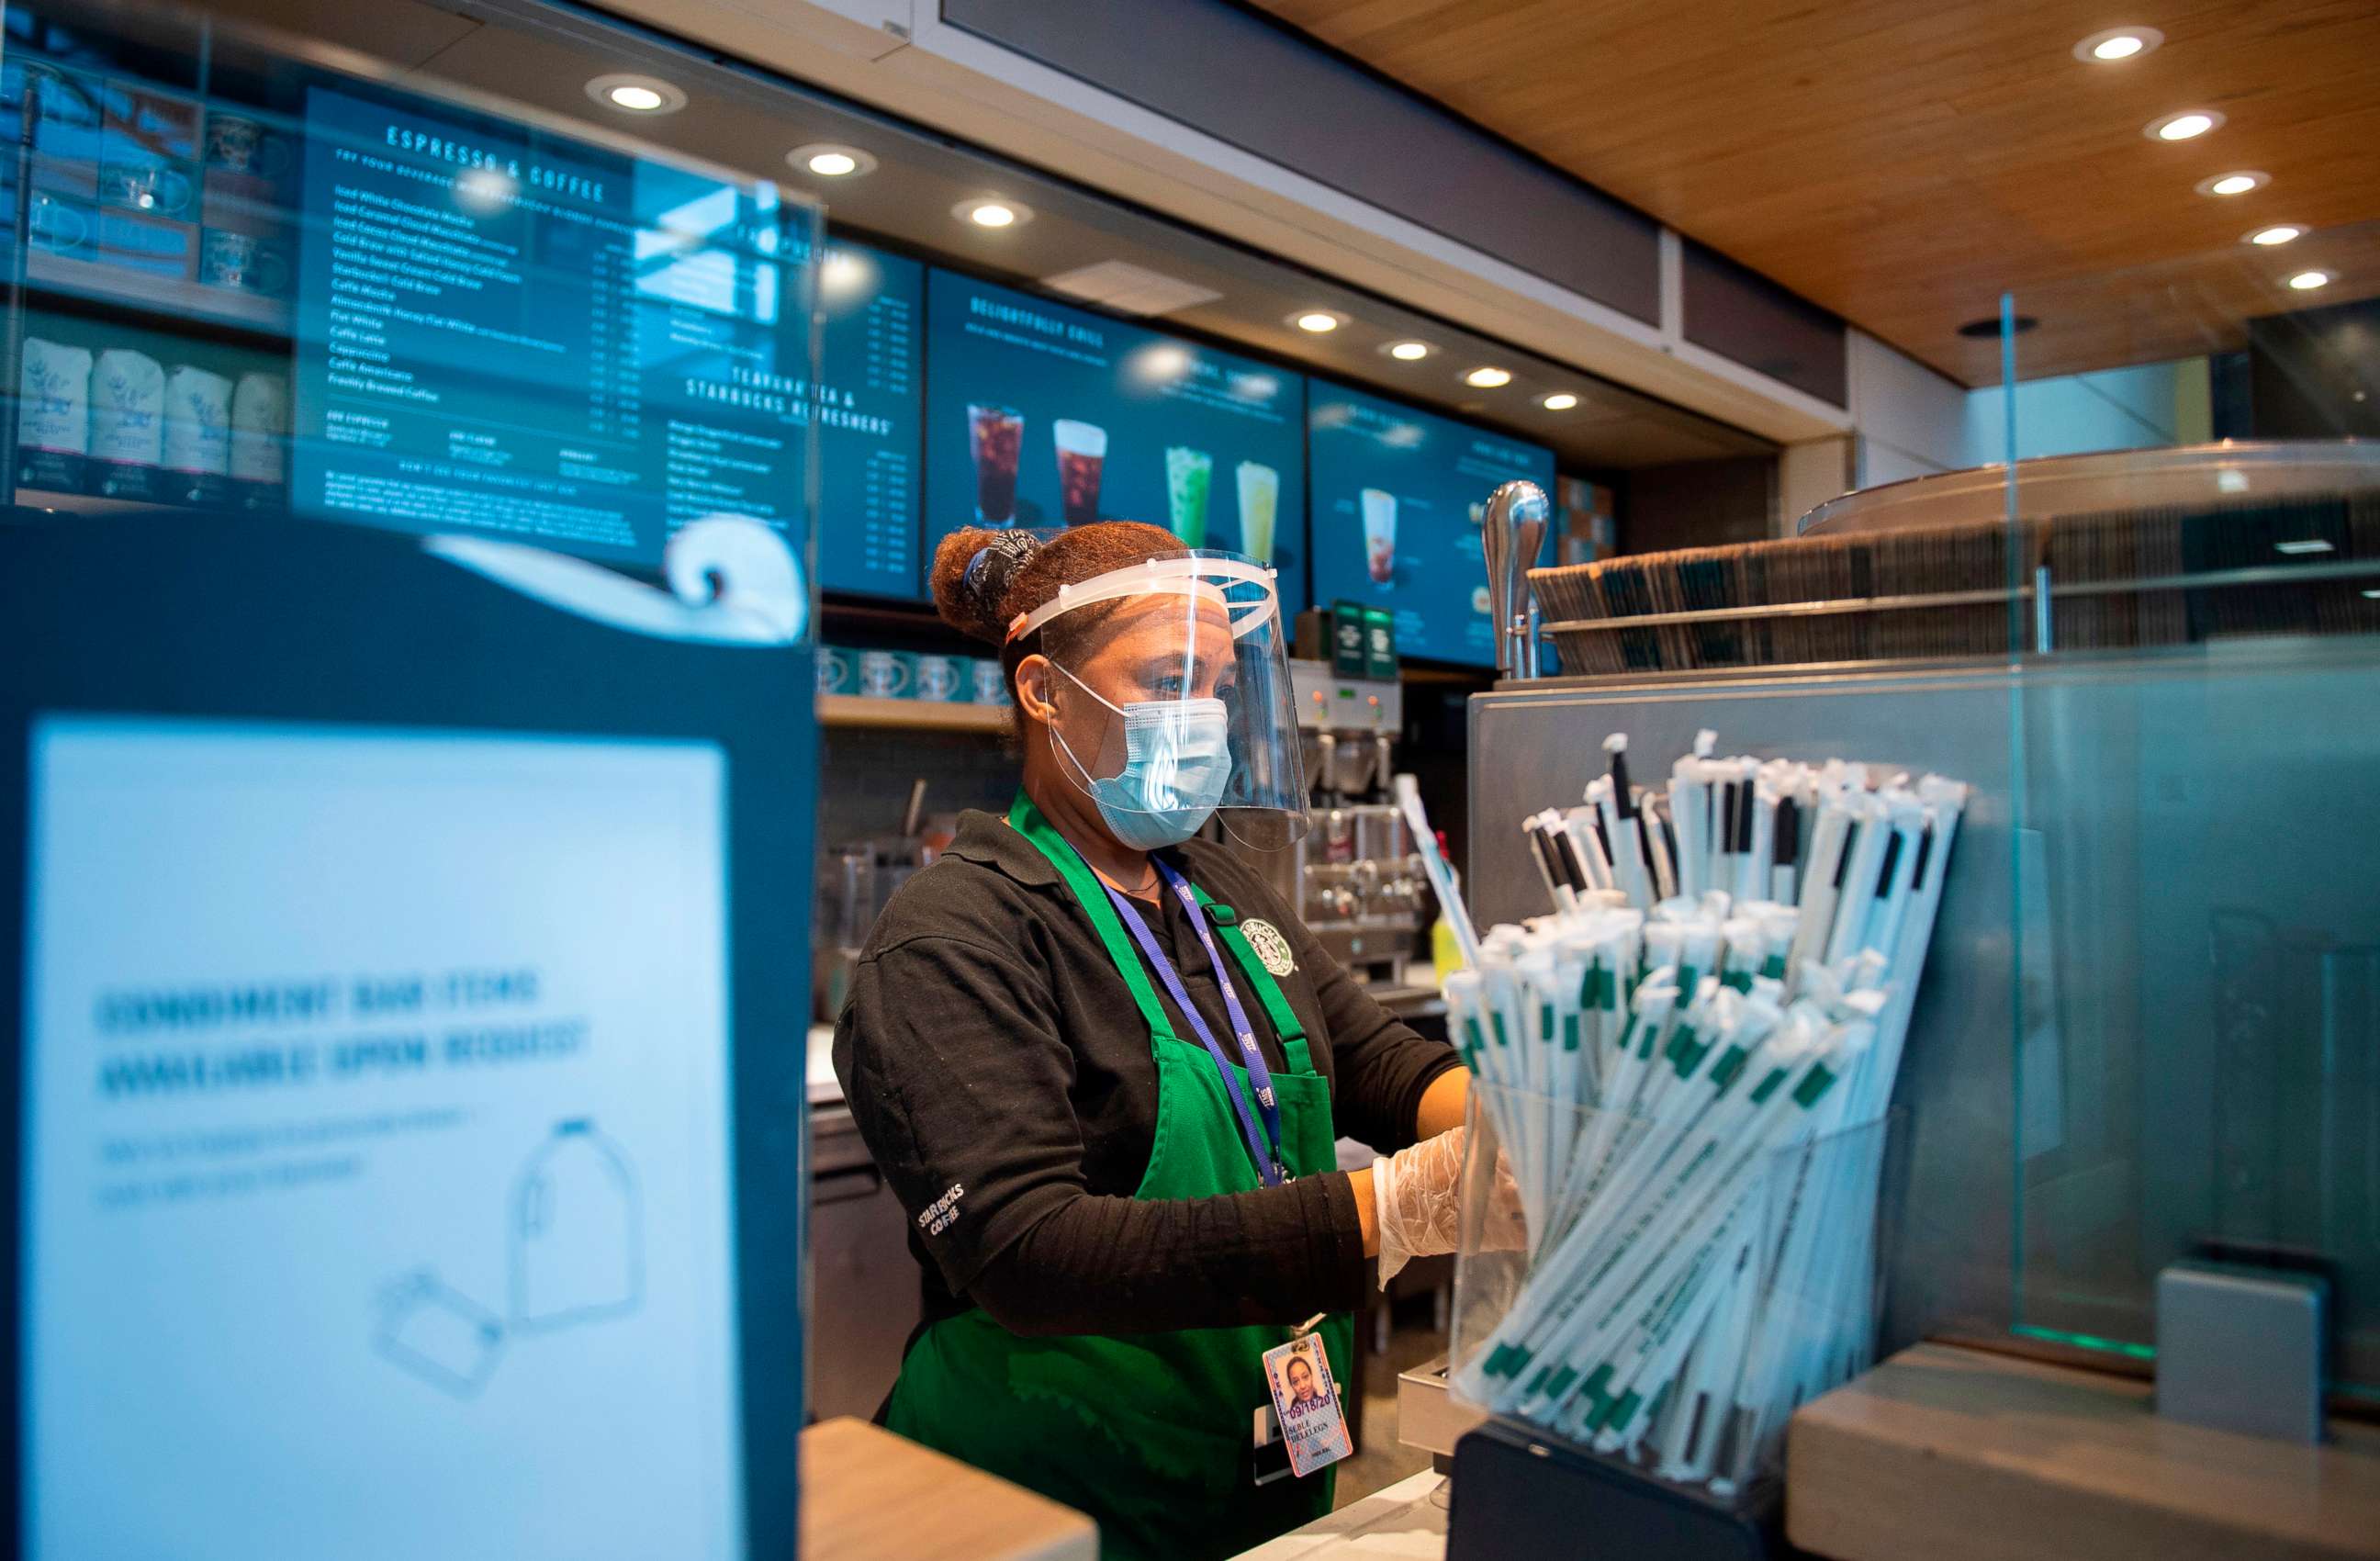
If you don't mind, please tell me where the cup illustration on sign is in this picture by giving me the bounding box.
[374,1119,646,1398]
[1235,462,1279,565]
[1360,489,1398,585]
[971,657,1009,705]
[375,1269,506,1398]
[968,404,1024,525]
[1053,420,1106,526]
[512,1119,642,1332]
[1165,446,1213,548]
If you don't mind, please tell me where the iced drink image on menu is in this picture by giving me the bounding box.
[1235,462,1279,564]
[1165,446,1213,547]
[1361,489,1398,584]
[1054,420,1107,526]
[969,404,1024,524]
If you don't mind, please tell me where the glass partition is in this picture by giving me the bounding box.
[1516,220,2376,1409]
[1997,225,2380,1399]
[3,0,823,609]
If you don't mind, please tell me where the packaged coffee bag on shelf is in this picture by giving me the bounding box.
[17,336,92,494]
[90,346,164,501]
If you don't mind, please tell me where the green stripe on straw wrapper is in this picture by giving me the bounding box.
[1463,1015,1488,1069]
[1663,1024,1698,1067]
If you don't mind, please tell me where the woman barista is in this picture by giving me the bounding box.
[834,522,1504,1560]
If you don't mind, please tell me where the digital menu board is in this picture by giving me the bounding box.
[805,238,922,598]
[1308,382,1556,667]
[923,270,1307,612]
[292,84,817,567]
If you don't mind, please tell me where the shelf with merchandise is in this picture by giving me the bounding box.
[27,251,293,346]
[816,694,1006,733]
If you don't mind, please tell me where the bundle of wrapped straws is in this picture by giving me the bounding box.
[1432,732,1970,1497]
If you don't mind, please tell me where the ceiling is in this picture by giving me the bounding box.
[1249,0,2380,387]
[70,0,1774,470]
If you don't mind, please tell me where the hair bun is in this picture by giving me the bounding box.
[928,526,1043,644]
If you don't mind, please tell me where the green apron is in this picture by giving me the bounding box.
[884,794,1357,1561]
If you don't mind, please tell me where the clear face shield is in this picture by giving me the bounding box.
[1013,552,1308,851]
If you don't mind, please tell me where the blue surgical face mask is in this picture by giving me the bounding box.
[1085,698,1233,850]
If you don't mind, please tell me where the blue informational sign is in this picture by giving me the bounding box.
[922,269,1307,613]
[1307,382,1556,667]
[804,238,923,599]
[292,84,817,567]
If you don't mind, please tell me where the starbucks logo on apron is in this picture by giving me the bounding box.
[1241,918,1297,977]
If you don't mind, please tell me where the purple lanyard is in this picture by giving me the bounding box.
[1102,860,1289,1187]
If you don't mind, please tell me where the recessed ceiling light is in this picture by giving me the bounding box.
[1541,392,1579,410]
[2145,110,2223,142]
[789,142,877,178]
[2246,224,2307,246]
[1290,309,1349,333]
[2074,26,2163,62]
[2274,538,2335,555]
[585,74,686,115]
[1382,340,1433,362]
[2196,170,2270,197]
[2286,270,2332,291]
[952,197,1032,229]
[1957,313,2040,339]
[1464,366,1512,388]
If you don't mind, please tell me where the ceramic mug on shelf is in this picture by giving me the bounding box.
[857,649,913,700]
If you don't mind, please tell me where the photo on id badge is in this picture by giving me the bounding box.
[1261,1334,1351,1478]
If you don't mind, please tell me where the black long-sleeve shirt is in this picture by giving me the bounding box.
[831,807,1460,1342]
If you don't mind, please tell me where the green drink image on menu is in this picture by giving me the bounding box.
[1164,446,1212,547]
[1235,462,1279,564]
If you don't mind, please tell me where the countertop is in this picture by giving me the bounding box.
[1229,1470,1450,1561]
[803,1417,1096,1561]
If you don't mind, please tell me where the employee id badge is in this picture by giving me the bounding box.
[1257,1331,1353,1480]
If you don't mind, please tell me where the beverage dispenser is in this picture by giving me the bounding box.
[1228,658,1431,994]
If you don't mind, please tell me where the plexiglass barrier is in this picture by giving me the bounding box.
[1995,235,2380,1400]
[1501,229,2377,1406]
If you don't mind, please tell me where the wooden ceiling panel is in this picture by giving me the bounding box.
[1252,0,2380,385]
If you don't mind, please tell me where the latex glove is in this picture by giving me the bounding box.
[1372,1126,1527,1286]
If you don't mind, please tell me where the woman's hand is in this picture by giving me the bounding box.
[1370,1126,1527,1286]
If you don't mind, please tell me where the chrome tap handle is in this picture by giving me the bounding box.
[1481,480,1550,679]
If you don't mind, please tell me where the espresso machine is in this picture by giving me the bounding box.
[1230,658,1432,993]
